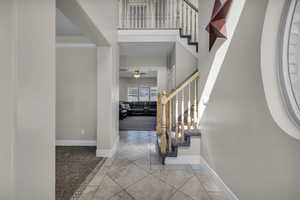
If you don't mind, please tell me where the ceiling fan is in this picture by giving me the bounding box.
[132,70,146,78]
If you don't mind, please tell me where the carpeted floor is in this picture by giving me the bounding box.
[119,116,156,131]
[56,146,104,200]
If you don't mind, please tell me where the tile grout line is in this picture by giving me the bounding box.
[167,172,196,200]
[192,168,215,200]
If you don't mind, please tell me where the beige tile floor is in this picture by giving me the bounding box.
[79,131,231,200]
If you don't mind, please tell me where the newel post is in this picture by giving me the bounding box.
[157,91,168,154]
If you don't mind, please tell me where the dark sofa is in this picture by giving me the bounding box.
[119,101,157,119]
[119,103,128,120]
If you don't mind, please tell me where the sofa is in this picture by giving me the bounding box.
[119,101,157,119]
[119,103,128,120]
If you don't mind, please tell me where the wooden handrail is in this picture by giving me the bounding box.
[164,70,200,103]
[157,69,200,156]
[183,0,199,12]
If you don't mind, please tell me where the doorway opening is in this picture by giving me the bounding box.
[119,70,158,131]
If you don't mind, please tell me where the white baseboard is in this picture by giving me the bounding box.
[200,157,239,200]
[96,136,119,158]
[56,140,96,146]
[165,155,201,165]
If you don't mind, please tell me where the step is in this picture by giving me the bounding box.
[179,28,199,52]
[157,129,201,164]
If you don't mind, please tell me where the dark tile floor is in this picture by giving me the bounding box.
[56,146,104,200]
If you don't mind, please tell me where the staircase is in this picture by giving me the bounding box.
[118,0,199,52]
[156,70,201,164]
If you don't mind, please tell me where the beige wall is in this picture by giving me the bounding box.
[56,47,97,141]
[119,77,157,101]
[198,0,300,200]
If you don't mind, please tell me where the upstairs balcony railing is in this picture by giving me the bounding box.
[118,0,199,42]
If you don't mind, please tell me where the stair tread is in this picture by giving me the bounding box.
[185,129,201,137]
[157,129,201,164]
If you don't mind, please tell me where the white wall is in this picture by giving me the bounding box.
[0,0,56,199]
[189,0,198,7]
[56,47,97,141]
[14,1,56,199]
[120,55,168,92]
[261,0,300,140]
[198,0,300,200]
[0,1,15,199]
[167,46,176,90]
[77,0,118,45]
[69,0,119,156]
[175,42,198,85]
[97,46,120,156]
[119,77,157,101]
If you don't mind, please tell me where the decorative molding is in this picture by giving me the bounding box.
[56,140,96,146]
[165,155,201,165]
[96,136,119,158]
[206,0,233,51]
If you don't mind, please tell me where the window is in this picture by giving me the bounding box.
[150,87,158,101]
[281,0,300,125]
[139,87,149,101]
[128,86,158,102]
[128,87,138,102]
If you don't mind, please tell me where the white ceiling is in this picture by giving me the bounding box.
[120,70,157,78]
[56,9,82,36]
[119,42,175,56]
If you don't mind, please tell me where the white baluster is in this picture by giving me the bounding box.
[166,0,168,28]
[181,89,185,138]
[124,0,126,28]
[194,79,198,128]
[118,0,121,28]
[181,0,184,30]
[130,6,132,28]
[171,0,173,28]
[143,5,146,28]
[151,0,155,28]
[135,5,138,29]
[141,5,143,28]
[190,8,193,37]
[188,83,191,130]
[168,101,172,151]
[159,0,162,28]
[175,94,179,139]
[195,12,198,41]
[185,4,188,34]
[139,5,142,28]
